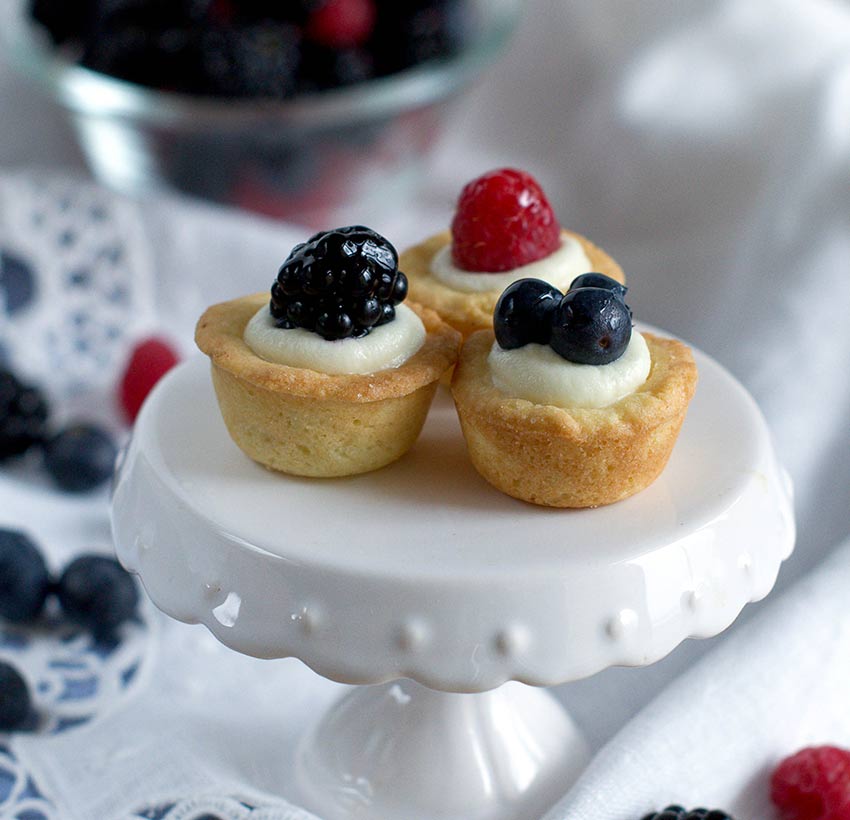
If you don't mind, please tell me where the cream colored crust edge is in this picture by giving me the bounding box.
[401,230,626,339]
[195,293,461,402]
[451,330,698,508]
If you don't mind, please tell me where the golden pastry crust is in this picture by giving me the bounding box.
[195,293,460,477]
[451,330,698,508]
[401,230,625,339]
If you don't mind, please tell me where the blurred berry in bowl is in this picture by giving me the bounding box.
[10,0,520,223]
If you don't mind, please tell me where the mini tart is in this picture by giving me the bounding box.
[401,230,625,339]
[451,330,698,508]
[196,293,460,478]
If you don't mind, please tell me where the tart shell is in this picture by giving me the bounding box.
[401,230,625,339]
[195,294,460,477]
[451,330,698,508]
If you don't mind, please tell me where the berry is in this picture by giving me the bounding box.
[43,424,118,493]
[450,169,561,273]
[57,555,139,638]
[771,746,850,820]
[271,227,407,340]
[0,661,32,731]
[306,0,376,49]
[494,278,562,349]
[0,529,50,623]
[200,23,301,98]
[568,272,627,298]
[119,337,180,423]
[0,370,49,461]
[641,808,735,820]
[550,287,632,365]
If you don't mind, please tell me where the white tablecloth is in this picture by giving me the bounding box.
[1,0,849,817]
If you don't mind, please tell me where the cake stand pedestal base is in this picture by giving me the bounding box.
[296,679,587,820]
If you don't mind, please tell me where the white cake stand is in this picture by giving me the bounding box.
[111,342,794,820]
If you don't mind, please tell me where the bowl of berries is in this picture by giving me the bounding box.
[6,0,520,224]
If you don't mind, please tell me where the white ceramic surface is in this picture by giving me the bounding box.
[296,679,588,820]
[112,349,794,693]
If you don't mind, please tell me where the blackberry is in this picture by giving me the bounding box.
[641,807,735,820]
[270,227,408,340]
[0,370,49,461]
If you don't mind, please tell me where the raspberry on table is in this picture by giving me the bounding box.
[119,337,180,423]
[771,745,850,820]
[450,168,562,273]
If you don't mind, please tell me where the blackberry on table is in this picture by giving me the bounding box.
[641,807,736,820]
[0,370,49,461]
[270,226,408,341]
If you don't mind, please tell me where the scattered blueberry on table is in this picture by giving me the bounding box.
[43,423,118,493]
[0,660,33,732]
[0,528,50,623]
[57,555,140,639]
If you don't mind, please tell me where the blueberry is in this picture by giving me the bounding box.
[43,424,117,493]
[57,555,139,637]
[0,529,50,623]
[550,287,632,365]
[568,272,627,298]
[493,278,562,350]
[0,661,32,731]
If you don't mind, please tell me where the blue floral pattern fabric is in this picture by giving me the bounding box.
[0,616,152,819]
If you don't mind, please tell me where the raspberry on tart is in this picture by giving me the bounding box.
[451,168,562,273]
[401,169,625,339]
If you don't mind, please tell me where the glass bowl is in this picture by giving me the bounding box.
[5,0,520,224]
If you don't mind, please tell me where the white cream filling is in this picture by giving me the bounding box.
[244,303,426,376]
[430,231,592,294]
[488,331,651,409]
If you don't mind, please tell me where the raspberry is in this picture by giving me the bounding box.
[772,746,850,820]
[119,337,180,423]
[306,0,376,49]
[450,168,561,273]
